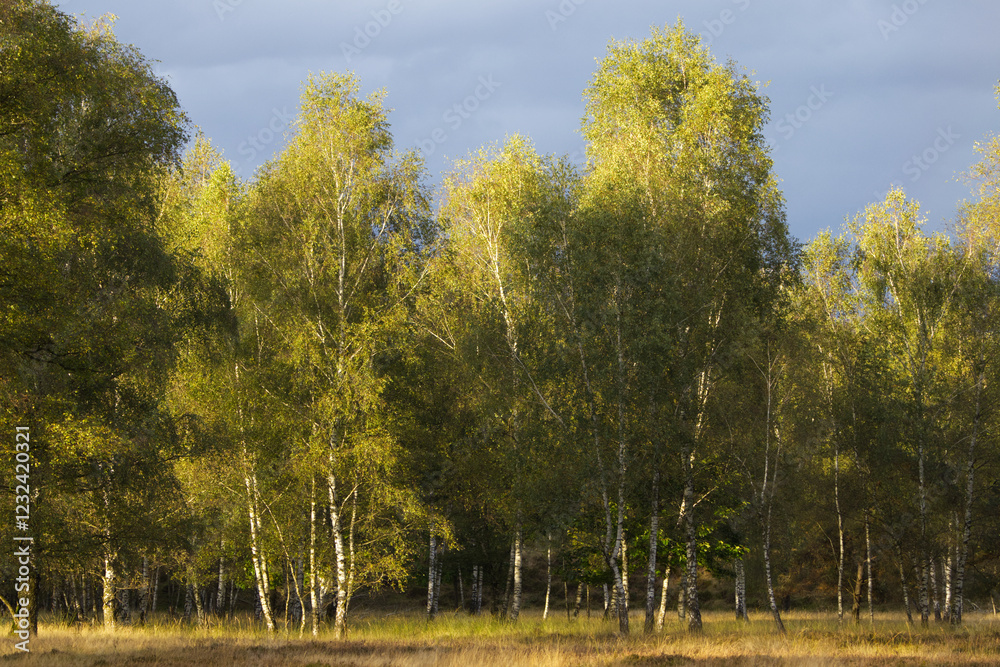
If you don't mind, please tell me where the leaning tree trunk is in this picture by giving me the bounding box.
[244,466,275,632]
[656,566,670,631]
[897,546,913,625]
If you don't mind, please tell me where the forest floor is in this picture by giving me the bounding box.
[2,609,1000,666]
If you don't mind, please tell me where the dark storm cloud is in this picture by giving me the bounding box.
[59,0,1000,242]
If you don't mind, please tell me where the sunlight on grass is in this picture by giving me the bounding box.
[4,609,999,665]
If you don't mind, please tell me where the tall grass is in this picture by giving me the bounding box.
[4,608,999,665]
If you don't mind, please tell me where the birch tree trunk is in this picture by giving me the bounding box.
[681,447,700,631]
[138,558,149,619]
[899,553,913,625]
[944,548,953,623]
[866,515,874,628]
[835,446,845,623]
[150,567,159,619]
[677,570,686,621]
[851,562,863,622]
[656,567,670,631]
[565,582,571,621]
[345,489,358,620]
[328,470,348,639]
[217,553,226,617]
[758,351,786,634]
[102,555,117,630]
[433,544,443,615]
[930,555,940,622]
[543,531,551,621]
[509,525,523,622]
[427,523,437,619]
[476,565,483,614]
[644,469,660,633]
[310,477,320,635]
[953,369,983,625]
[735,558,748,621]
[244,465,275,632]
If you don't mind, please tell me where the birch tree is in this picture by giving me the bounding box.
[578,21,794,632]
[852,188,964,625]
[241,72,429,638]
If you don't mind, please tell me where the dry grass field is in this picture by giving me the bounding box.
[3,609,1000,666]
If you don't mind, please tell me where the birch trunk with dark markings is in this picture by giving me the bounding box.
[644,469,660,633]
[509,525,523,621]
[543,531,552,621]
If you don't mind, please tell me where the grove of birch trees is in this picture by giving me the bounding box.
[3,0,1000,636]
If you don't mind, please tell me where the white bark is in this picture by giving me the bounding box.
[645,470,660,633]
[835,446,845,623]
[427,523,437,619]
[866,515,874,628]
[310,477,320,635]
[244,465,275,632]
[102,555,117,630]
[328,470,348,639]
[656,567,670,631]
[735,558,748,621]
[543,531,551,621]
[509,525,523,621]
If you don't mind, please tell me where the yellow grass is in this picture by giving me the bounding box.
[3,609,1000,666]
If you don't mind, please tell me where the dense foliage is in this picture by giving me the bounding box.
[2,1,999,636]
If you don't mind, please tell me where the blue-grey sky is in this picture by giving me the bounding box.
[58,0,1000,244]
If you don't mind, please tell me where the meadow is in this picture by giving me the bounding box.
[4,609,1000,666]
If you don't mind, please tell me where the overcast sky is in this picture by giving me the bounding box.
[57,0,1000,244]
